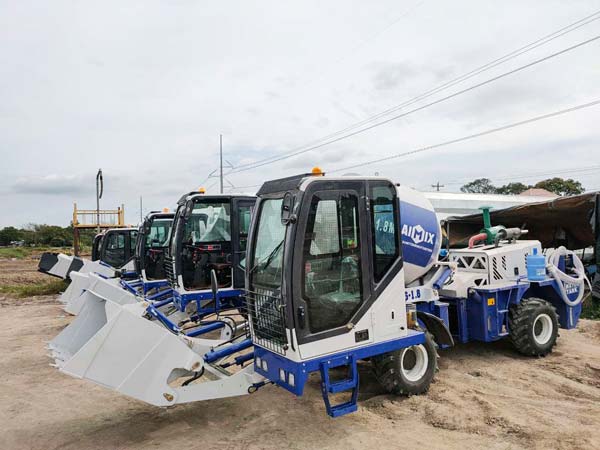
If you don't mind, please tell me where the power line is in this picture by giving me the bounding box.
[224,183,262,192]
[436,165,600,188]
[229,33,600,174]
[328,99,600,173]
[230,10,600,173]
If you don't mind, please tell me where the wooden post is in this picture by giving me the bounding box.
[74,227,80,256]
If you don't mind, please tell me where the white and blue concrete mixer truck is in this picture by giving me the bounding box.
[243,170,587,417]
[46,170,588,418]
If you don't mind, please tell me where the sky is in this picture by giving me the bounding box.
[1,0,599,227]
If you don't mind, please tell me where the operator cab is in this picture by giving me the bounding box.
[247,172,405,356]
[166,191,255,313]
[134,211,174,281]
[91,228,139,269]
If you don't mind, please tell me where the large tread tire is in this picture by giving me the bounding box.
[509,297,558,356]
[372,332,437,396]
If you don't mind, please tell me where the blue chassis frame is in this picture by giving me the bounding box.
[416,276,582,345]
[254,330,426,417]
[172,288,246,315]
[250,273,583,417]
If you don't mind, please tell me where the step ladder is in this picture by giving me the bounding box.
[319,354,359,418]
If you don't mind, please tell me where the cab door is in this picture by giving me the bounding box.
[101,230,137,268]
[125,229,138,263]
[101,231,127,268]
[231,198,255,289]
[91,234,103,261]
[291,180,372,347]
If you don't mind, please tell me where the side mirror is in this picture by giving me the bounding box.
[281,192,296,225]
[183,200,194,220]
[210,269,219,300]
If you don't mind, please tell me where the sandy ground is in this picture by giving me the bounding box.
[1,259,600,450]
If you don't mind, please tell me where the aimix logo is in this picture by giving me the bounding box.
[401,224,435,246]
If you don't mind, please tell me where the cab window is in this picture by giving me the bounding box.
[370,184,399,282]
[129,230,138,253]
[146,219,172,248]
[302,191,362,333]
[104,232,126,267]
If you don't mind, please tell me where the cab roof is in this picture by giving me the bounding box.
[257,173,395,196]
[176,192,256,205]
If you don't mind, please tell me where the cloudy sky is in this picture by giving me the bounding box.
[1,0,599,227]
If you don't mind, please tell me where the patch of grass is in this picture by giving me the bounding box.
[0,246,72,259]
[0,279,68,298]
[581,294,600,320]
[0,247,32,259]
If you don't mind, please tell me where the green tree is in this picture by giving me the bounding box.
[496,182,531,195]
[460,178,497,194]
[534,177,585,196]
[0,227,23,246]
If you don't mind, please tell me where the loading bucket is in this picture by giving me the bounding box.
[59,271,91,306]
[50,274,140,362]
[38,253,116,280]
[78,260,116,277]
[63,273,137,315]
[50,300,263,406]
[38,253,82,279]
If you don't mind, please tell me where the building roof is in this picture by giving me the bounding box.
[519,188,557,197]
[422,191,554,220]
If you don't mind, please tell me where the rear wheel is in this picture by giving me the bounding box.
[372,332,437,395]
[509,298,558,356]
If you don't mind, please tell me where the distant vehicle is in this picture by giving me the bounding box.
[10,240,24,247]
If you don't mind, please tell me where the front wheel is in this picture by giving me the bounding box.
[372,332,437,396]
[509,298,558,356]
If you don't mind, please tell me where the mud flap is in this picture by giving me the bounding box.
[52,301,263,406]
[417,311,455,347]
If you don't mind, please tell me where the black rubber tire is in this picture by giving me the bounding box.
[372,332,437,396]
[508,297,558,356]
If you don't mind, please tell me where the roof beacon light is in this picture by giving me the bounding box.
[198,187,206,194]
[311,167,324,176]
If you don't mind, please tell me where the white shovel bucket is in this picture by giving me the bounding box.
[64,272,138,315]
[59,271,91,306]
[51,300,263,406]
[50,273,140,362]
[78,260,116,277]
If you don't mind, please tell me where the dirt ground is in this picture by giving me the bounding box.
[0,257,48,286]
[1,259,600,450]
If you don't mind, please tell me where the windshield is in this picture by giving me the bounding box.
[169,204,186,258]
[178,198,233,290]
[146,218,173,248]
[251,198,286,289]
[141,218,172,280]
[184,200,231,243]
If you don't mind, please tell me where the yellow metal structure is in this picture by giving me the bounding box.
[72,203,127,255]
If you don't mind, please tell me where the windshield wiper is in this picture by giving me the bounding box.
[249,239,284,275]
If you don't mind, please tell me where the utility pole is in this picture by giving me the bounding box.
[140,196,143,222]
[431,181,445,192]
[96,169,103,234]
[219,134,224,194]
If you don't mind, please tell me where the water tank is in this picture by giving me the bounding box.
[397,185,442,284]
